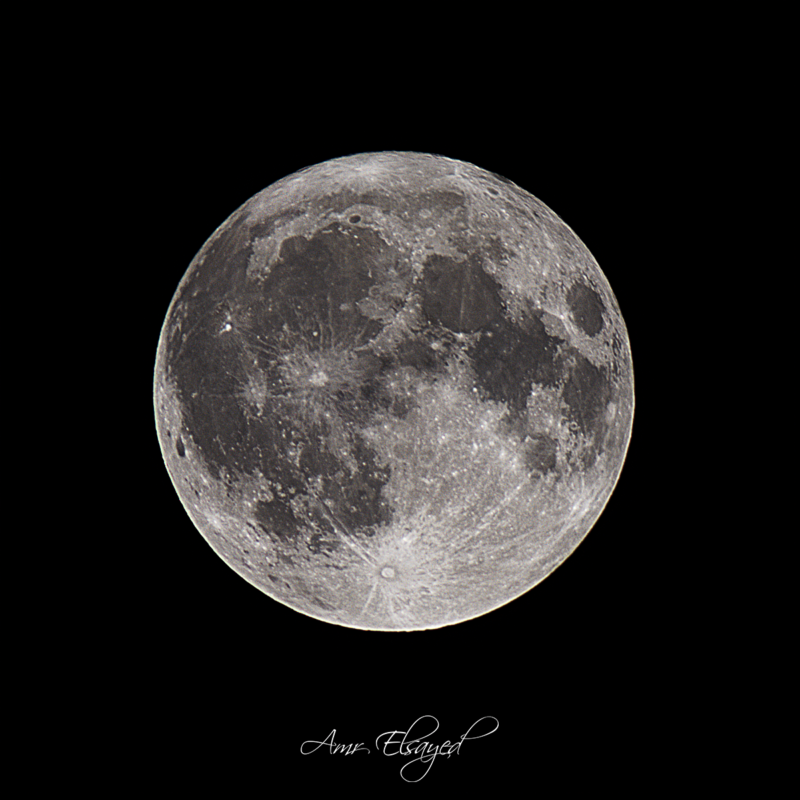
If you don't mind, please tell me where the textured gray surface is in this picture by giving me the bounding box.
[153,151,634,630]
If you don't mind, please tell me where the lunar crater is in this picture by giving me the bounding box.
[155,151,633,630]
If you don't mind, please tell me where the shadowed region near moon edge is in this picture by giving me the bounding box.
[155,151,634,631]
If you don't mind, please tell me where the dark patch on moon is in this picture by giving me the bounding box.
[420,253,504,332]
[262,222,385,343]
[254,497,299,543]
[297,426,340,479]
[176,356,259,479]
[470,306,563,415]
[561,352,610,437]
[523,433,558,475]
[560,352,612,471]
[393,336,447,374]
[566,280,604,336]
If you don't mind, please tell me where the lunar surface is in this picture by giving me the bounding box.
[153,152,634,630]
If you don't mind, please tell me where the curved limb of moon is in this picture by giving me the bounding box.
[154,151,634,630]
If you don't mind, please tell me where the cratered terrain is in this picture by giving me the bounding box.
[153,151,634,630]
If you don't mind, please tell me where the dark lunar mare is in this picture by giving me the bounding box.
[470,308,562,415]
[164,215,409,549]
[419,252,614,475]
[420,252,504,333]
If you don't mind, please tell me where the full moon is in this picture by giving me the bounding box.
[154,152,634,630]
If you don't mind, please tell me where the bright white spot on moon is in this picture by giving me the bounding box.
[381,566,396,579]
[309,370,328,387]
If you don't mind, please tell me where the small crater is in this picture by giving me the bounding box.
[380,565,396,579]
[349,214,361,223]
[175,436,185,458]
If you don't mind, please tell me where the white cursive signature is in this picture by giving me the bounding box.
[301,715,499,782]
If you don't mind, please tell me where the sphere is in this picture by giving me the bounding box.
[153,152,634,630]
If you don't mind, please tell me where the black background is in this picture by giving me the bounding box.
[125,95,682,792]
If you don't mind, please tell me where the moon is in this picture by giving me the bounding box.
[153,151,634,630]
